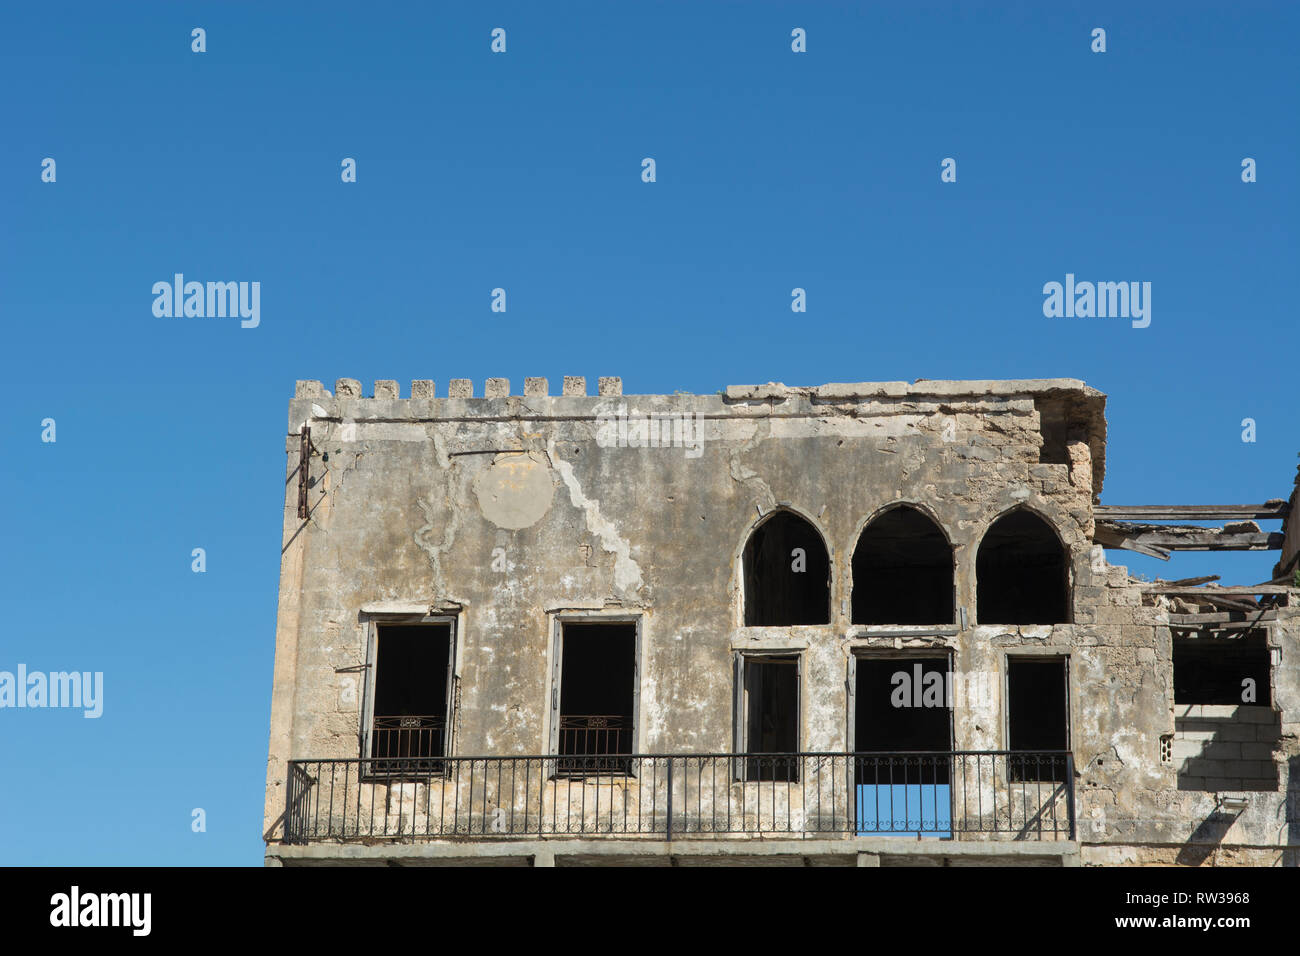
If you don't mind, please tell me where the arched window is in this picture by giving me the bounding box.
[742,511,831,626]
[976,510,1069,625]
[852,506,953,624]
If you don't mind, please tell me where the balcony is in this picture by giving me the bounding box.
[283,751,1075,846]
[368,715,446,775]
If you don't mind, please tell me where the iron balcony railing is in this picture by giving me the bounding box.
[369,712,444,764]
[284,751,1075,844]
[557,715,631,774]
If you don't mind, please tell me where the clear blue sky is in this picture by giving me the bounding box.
[1,2,1295,865]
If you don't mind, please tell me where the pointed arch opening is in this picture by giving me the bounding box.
[742,510,831,626]
[976,509,1069,625]
[851,505,954,625]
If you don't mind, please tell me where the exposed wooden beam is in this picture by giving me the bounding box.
[1142,584,1292,595]
[1094,502,1289,520]
[1194,594,1265,612]
[1169,620,1275,631]
[1096,536,1170,560]
[1095,519,1283,552]
[1116,531,1281,551]
[1161,575,1220,587]
[1168,611,1277,625]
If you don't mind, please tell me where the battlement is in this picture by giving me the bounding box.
[294,375,1103,403]
[295,376,625,400]
[289,376,1109,493]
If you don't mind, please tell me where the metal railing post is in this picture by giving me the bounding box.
[1065,752,1077,840]
[665,757,673,842]
[283,761,296,844]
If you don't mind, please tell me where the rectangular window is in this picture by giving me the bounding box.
[366,622,453,774]
[855,657,952,780]
[1173,631,1270,705]
[1172,629,1278,792]
[1006,656,1069,782]
[852,655,953,836]
[553,621,637,775]
[738,655,800,781]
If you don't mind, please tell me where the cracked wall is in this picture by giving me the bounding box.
[263,377,1298,865]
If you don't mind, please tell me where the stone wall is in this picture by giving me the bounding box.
[1278,463,1300,582]
[263,377,1298,864]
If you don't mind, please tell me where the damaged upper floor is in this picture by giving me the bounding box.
[290,375,1110,495]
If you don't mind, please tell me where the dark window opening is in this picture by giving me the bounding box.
[852,507,954,625]
[855,657,951,785]
[743,511,830,626]
[1172,631,1279,792]
[742,656,799,781]
[1007,657,1070,782]
[1033,397,1072,465]
[976,510,1069,625]
[369,623,452,773]
[557,622,636,775]
[1174,632,1271,705]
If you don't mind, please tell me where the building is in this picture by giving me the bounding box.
[262,376,1299,866]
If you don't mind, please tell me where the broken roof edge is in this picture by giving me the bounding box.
[1276,463,1300,580]
[722,377,1102,402]
[723,378,1107,495]
[293,376,1103,404]
[290,375,1109,494]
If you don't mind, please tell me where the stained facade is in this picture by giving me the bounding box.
[263,376,1299,866]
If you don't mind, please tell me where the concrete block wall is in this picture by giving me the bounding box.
[1173,704,1282,792]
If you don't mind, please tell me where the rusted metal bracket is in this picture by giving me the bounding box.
[297,426,314,519]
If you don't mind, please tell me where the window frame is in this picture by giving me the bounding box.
[1002,652,1072,783]
[846,649,955,756]
[738,507,834,628]
[849,503,957,627]
[360,614,458,776]
[546,613,643,778]
[733,649,803,781]
[974,507,1073,626]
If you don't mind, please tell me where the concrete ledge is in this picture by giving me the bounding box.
[267,838,1079,867]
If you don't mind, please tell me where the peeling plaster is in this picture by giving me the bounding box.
[727,419,777,514]
[546,439,644,596]
[415,432,461,597]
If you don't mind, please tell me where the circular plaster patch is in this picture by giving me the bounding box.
[473,453,555,530]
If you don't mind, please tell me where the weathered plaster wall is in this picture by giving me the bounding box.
[263,377,1298,864]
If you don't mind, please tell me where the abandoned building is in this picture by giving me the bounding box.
[263,376,1300,866]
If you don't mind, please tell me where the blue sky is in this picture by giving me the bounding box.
[1,2,1295,865]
